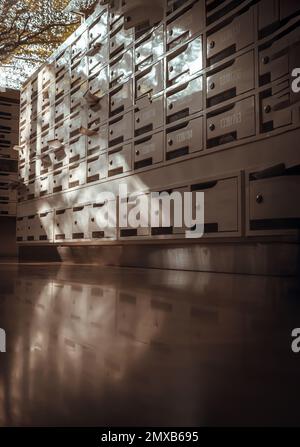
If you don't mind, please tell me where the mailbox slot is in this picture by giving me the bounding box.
[166,116,203,160]
[68,161,86,188]
[248,163,300,232]
[167,75,203,123]
[134,131,164,170]
[207,96,255,148]
[87,153,108,183]
[167,36,203,86]
[167,0,205,50]
[89,200,117,239]
[135,95,164,136]
[110,79,133,116]
[109,112,133,147]
[136,60,164,98]
[108,143,132,177]
[72,205,89,239]
[206,51,255,107]
[207,7,255,65]
[55,208,73,240]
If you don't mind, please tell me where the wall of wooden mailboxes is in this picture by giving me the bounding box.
[16,0,300,244]
[0,89,19,218]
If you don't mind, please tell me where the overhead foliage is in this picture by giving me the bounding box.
[0,0,97,88]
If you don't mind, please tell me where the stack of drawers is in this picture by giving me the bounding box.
[16,0,300,244]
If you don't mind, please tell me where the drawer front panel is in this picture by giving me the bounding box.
[134,131,164,169]
[166,116,203,159]
[207,97,255,148]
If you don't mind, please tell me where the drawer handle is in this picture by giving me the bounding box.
[209,82,215,90]
[209,123,215,131]
[110,160,113,165]
[262,56,269,65]
[256,194,263,204]
[168,103,173,110]
[209,40,215,49]
[264,105,271,113]
[168,139,173,146]
[135,150,140,155]
[136,117,140,123]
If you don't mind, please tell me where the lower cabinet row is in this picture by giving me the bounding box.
[16,163,300,242]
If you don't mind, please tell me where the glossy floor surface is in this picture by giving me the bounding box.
[0,262,299,427]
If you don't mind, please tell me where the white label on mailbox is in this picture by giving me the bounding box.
[176,129,193,143]
[220,112,242,129]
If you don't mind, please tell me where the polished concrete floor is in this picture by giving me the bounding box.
[0,262,299,426]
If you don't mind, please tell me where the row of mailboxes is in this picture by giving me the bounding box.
[21,65,253,155]
[18,99,258,187]
[19,0,300,107]
[20,89,300,184]
[17,212,53,242]
[22,32,203,112]
[22,45,255,138]
[119,175,240,239]
[19,86,299,174]
[21,19,300,135]
[19,46,262,152]
[17,160,300,242]
[16,205,117,242]
[16,173,240,241]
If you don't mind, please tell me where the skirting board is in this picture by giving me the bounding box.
[18,242,300,276]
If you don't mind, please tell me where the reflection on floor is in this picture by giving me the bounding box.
[0,262,299,427]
